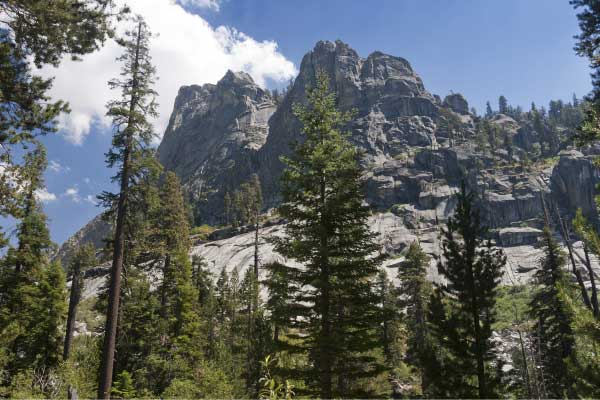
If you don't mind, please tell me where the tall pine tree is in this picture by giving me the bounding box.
[0,145,66,388]
[430,183,505,398]
[273,70,384,398]
[397,241,433,393]
[529,226,576,398]
[97,16,158,399]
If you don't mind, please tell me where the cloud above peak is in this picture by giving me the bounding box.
[40,0,297,145]
[177,0,223,11]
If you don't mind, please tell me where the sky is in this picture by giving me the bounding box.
[21,0,593,246]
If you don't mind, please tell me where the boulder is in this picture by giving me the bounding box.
[498,227,543,247]
[442,93,469,115]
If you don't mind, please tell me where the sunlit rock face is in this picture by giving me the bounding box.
[157,70,277,223]
[61,39,600,292]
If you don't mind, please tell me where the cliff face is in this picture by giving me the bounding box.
[258,40,440,208]
[156,40,598,230]
[60,40,600,287]
[156,40,447,223]
[157,70,277,221]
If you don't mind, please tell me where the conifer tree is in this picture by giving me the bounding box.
[153,171,203,390]
[97,16,158,399]
[572,0,600,103]
[63,243,96,360]
[529,226,576,398]
[0,145,66,384]
[486,101,493,118]
[376,270,402,369]
[498,95,508,114]
[430,183,505,398]
[397,241,433,391]
[216,266,230,324]
[0,1,124,242]
[264,262,297,346]
[223,191,233,225]
[273,70,383,398]
[192,255,219,357]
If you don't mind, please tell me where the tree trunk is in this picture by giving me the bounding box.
[583,245,600,319]
[514,307,532,398]
[318,172,332,400]
[554,205,593,311]
[161,253,171,315]
[97,149,130,399]
[63,261,83,360]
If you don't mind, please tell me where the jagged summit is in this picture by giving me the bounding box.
[61,39,599,290]
[156,67,275,212]
[156,40,450,222]
[220,69,255,85]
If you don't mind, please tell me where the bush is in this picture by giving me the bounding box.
[162,361,234,399]
[190,224,216,240]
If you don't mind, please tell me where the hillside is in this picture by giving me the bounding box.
[61,40,599,286]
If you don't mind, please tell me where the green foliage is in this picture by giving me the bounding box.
[60,336,102,398]
[259,355,295,400]
[0,1,124,68]
[562,287,600,397]
[573,0,600,102]
[437,107,462,146]
[397,242,435,392]
[162,361,235,399]
[529,227,576,398]
[190,224,216,239]
[0,147,67,392]
[96,17,159,398]
[224,174,263,227]
[493,285,533,330]
[272,70,385,398]
[0,0,123,243]
[111,371,136,399]
[427,183,505,398]
[64,243,96,360]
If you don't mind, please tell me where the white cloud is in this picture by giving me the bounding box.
[48,160,70,174]
[64,187,81,203]
[39,0,297,145]
[35,188,58,203]
[84,194,98,205]
[83,177,91,184]
[177,0,222,11]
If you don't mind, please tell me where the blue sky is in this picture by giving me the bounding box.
[29,0,592,246]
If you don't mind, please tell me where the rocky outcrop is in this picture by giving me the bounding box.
[157,70,277,223]
[498,227,543,247]
[258,40,439,208]
[443,93,469,115]
[551,149,599,222]
[55,214,111,267]
[59,39,600,294]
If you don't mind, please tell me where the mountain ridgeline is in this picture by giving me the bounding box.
[154,40,595,231]
[59,39,598,274]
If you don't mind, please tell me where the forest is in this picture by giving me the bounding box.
[1,1,600,399]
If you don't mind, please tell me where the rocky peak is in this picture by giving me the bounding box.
[59,39,600,302]
[157,70,277,215]
[443,93,469,115]
[257,41,440,207]
[220,69,255,86]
